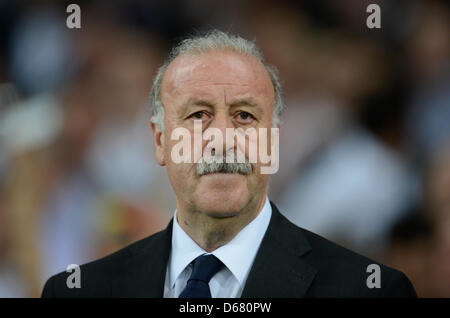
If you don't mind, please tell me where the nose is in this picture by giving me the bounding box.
[208,111,235,155]
[211,111,233,133]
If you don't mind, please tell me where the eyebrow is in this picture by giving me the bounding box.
[178,98,213,116]
[183,98,215,109]
[228,98,263,118]
[228,98,258,108]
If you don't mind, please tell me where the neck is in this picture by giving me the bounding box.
[176,194,267,252]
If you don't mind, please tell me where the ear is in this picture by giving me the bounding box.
[151,122,165,166]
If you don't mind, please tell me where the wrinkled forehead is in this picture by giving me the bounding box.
[161,50,274,100]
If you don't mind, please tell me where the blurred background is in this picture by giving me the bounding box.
[0,0,448,297]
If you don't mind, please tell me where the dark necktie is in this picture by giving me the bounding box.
[179,254,224,298]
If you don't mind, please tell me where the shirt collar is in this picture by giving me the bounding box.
[168,196,272,288]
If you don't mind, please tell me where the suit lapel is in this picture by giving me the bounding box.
[241,202,317,297]
[111,220,173,297]
[111,202,317,297]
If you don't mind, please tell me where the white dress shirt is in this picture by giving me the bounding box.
[163,196,272,298]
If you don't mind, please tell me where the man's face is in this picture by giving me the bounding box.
[154,50,275,217]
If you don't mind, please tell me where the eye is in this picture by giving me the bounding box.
[235,111,255,124]
[189,111,209,121]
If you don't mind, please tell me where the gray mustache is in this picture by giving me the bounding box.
[196,155,252,176]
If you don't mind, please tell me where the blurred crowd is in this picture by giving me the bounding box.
[0,0,448,297]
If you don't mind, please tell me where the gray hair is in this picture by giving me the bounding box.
[150,30,285,131]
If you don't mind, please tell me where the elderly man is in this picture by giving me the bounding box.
[42,30,416,298]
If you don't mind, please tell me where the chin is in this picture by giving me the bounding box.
[194,174,250,218]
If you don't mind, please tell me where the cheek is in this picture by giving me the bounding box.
[249,172,269,189]
[164,136,197,187]
[166,162,198,197]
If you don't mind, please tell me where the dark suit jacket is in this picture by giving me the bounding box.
[41,202,416,297]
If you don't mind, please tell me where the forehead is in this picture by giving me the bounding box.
[161,50,274,103]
